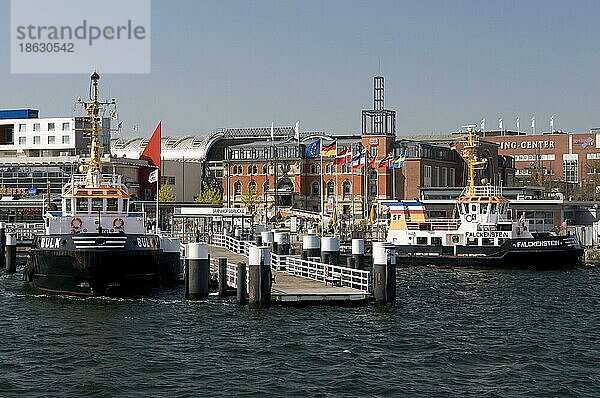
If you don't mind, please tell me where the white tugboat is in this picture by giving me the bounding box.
[23,71,161,295]
[385,125,583,269]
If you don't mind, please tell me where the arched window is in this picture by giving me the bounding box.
[234,181,242,195]
[326,164,332,173]
[343,180,351,197]
[263,181,270,194]
[248,180,257,194]
[311,181,320,196]
[310,164,317,174]
[278,178,293,191]
[327,181,335,196]
[262,164,268,174]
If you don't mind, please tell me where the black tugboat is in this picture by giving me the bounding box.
[23,72,161,295]
[384,125,584,269]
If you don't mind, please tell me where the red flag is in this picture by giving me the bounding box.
[378,151,394,168]
[368,155,377,169]
[140,122,161,168]
[333,146,352,165]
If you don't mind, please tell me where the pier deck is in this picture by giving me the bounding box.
[208,245,370,304]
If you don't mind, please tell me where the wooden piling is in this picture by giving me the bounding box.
[218,257,228,296]
[248,246,271,309]
[372,242,396,305]
[5,232,16,273]
[237,262,247,304]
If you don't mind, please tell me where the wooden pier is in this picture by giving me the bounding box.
[207,243,372,305]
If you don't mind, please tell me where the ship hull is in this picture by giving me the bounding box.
[394,236,584,269]
[23,233,162,296]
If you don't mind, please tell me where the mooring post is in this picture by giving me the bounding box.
[352,238,365,270]
[248,245,272,309]
[302,233,320,260]
[260,230,274,251]
[187,242,209,300]
[0,222,6,268]
[218,257,228,296]
[321,237,340,266]
[5,232,16,273]
[237,262,247,304]
[372,242,397,305]
[274,231,290,255]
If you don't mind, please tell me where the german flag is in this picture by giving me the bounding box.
[320,142,337,157]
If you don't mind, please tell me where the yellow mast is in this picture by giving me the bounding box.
[460,125,487,196]
[79,71,114,187]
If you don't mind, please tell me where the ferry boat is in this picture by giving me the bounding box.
[23,71,162,295]
[384,125,583,269]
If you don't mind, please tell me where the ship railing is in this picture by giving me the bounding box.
[62,174,129,195]
[406,219,461,230]
[461,185,504,197]
[286,256,371,292]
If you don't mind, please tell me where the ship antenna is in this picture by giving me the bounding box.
[460,124,487,196]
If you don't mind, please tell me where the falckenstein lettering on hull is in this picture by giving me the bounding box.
[465,231,510,238]
[513,240,561,248]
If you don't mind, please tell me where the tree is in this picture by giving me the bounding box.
[195,180,223,204]
[240,183,262,215]
[158,184,176,202]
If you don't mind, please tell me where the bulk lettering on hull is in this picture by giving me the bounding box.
[39,237,62,249]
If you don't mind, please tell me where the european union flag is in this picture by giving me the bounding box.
[305,139,321,158]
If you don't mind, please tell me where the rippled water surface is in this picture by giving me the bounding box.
[2,266,600,397]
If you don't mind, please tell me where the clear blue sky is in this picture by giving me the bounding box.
[1,0,599,137]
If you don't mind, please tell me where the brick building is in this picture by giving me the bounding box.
[483,129,600,199]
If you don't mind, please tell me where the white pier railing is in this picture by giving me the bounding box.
[211,234,372,293]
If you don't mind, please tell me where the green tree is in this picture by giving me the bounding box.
[158,184,176,202]
[240,183,262,215]
[195,180,223,204]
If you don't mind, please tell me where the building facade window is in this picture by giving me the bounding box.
[48,122,55,131]
[262,164,268,174]
[62,135,70,144]
[370,146,377,158]
[33,136,40,144]
[248,181,257,193]
[18,124,26,132]
[434,166,439,187]
[369,170,378,196]
[343,180,351,197]
[33,123,40,132]
[327,181,335,196]
[62,122,70,131]
[326,164,332,173]
[48,136,55,144]
[18,136,26,145]
[563,160,578,183]
[234,181,242,195]
[423,165,432,187]
[248,165,258,175]
[263,181,269,194]
[441,167,448,187]
[449,168,455,187]
[311,181,320,196]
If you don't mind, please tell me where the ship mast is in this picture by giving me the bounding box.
[459,125,488,196]
[79,71,115,187]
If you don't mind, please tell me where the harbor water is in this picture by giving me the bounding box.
[1,265,599,397]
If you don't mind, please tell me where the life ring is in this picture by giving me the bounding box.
[465,214,474,222]
[112,217,125,230]
[70,217,83,230]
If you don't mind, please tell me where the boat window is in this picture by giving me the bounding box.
[107,198,118,212]
[65,199,71,212]
[490,203,497,214]
[451,235,460,244]
[431,237,442,245]
[76,198,88,212]
[91,198,103,212]
[467,237,478,246]
[498,238,507,246]
[482,238,494,246]
[416,237,428,245]
[123,199,128,211]
[497,223,512,231]
[471,204,477,212]
[462,204,468,214]
[480,203,488,214]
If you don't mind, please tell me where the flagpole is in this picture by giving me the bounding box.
[320,141,324,235]
[155,165,160,234]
